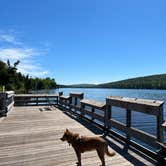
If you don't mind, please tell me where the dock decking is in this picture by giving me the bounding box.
[0,106,157,166]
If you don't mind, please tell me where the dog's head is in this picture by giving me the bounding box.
[60,128,72,142]
[60,129,79,144]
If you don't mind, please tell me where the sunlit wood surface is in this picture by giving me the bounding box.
[0,106,156,166]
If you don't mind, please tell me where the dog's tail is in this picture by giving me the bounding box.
[105,146,116,157]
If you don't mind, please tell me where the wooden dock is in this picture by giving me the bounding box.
[0,106,157,166]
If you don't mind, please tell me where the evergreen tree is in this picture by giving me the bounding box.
[0,60,57,92]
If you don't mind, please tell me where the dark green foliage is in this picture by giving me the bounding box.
[96,74,166,89]
[0,60,57,92]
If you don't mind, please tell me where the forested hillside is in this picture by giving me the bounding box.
[62,74,166,90]
[0,60,57,92]
[96,74,166,89]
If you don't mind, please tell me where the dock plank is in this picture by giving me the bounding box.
[0,106,155,166]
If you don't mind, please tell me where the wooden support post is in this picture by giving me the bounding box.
[68,97,73,111]
[91,107,95,121]
[157,106,164,142]
[0,93,7,116]
[36,97,38,106]
[74,97,77,106]
[59,92,63,96]
[56,96,58,105]
[105,104,112,130]
[80,103,85,117]
[126,109,131,141]
[65,99,68,109]
[68,97,72,110]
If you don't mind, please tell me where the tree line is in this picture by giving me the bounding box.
[0,60,57,93]
[96,74,166,89]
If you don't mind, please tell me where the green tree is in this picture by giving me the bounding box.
[0,60,57,92]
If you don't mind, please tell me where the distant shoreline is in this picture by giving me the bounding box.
[59,73,166,90]
[59,86,166,90]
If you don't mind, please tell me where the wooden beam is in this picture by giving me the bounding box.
[105,104,112,129]
[80,99,105,109]
[79,109,104,122]
[109,119,157,147]
[15,94,59,97]
[126,109,131,141]
[106,96,164,116]
[157,106,164,142]
[70,92,84,99]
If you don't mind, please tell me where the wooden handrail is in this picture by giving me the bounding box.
[80,99,105,109]
[14,94,59,106]
[106,96,164,116]
[58,92,165,161]
[7,91,166,161]
[70,92,84,99]
[106,96,164,143]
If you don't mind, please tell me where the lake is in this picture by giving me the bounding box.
[41,88,166,141]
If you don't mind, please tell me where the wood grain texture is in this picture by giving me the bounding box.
[106,96,164,116]
[80,99,105,109]
[0,106,155,166]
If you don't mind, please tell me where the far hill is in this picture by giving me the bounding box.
[96,74,166,89]
[60,74,166,89]
[59,84,95,88]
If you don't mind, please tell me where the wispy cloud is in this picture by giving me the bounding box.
[0,32,49,77]
[18,58,48,76]
[0,48,34,60]
[0,34,22,45]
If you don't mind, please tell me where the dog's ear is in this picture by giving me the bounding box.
[66,128,69,133]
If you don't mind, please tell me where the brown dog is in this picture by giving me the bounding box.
[60,129,115,166]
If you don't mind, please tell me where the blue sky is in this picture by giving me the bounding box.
[0,0,166,84]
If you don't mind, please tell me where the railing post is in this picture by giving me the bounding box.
[0,93,7,116]
[105,103,112,131]
[126,109,131,141]
[74,97,77,106]
[91,107,95,121]
[36,97,38,106]
[68,97,72,110]
[157,106,164,142]
[80,103,85,117]
[0,91,14,116]
[58,92,63,105]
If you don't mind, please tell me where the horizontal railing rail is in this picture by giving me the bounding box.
[14,94,60,106]
[80,99,105,125]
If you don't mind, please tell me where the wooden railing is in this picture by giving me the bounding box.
[58,92,166,161]
[105,96,165,159]
[14,93,61,106]
[0,91,14,117]
[6,91,165,161]
[80,99,105,124]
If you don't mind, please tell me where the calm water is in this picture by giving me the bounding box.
[42,88,166,141]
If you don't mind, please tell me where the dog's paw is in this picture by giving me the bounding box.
[76,162,81,166]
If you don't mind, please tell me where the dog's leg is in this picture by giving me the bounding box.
[96,148,105,166]
[74,149,81,166]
